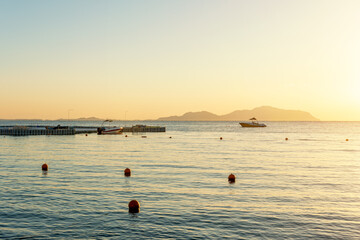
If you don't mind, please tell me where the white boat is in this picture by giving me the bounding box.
[97,119,124,134]
[240,118,266,127]
[98,127,123,134]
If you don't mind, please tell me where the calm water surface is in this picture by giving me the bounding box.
[1,121,360,239]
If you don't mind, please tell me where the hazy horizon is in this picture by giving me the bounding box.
[1,0,360,121]
[0,105,320,121]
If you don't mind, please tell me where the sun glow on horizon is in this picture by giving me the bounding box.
[1,0,360,121]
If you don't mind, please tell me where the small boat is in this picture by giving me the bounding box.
[240,118,266,127]
[97,119,124,134]
[98,127,123,134]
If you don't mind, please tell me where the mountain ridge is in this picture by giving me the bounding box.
[157,106,320,121]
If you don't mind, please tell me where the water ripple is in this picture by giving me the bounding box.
[1,121,360,239]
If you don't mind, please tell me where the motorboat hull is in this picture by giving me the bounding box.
[239,122,266,127]
[97,127,123,134]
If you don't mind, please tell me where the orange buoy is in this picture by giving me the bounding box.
[228,173,235,183]
[285,138,288,141]
[85,134,88,136]
[128,200,140,213]
[220,137,223,140]
[125,135,128,137]
[42,163,48,171]
[124,168,131,177]
[346,139,349,141]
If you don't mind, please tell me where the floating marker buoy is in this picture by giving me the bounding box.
[169,136,172,139]
[128,200,140,213]
[346,139,349,141]
[124,168,131,177]
[125,135,128,137]
[220,137,223,140]
[285,138,288,141]
[42,163,48,171]
[141,136,147,138]
[228,173,235,183]
[85,134,88,136]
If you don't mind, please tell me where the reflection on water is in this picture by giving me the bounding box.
[0,121,360,239]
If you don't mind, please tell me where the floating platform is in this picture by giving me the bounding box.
[0,126,75,136]
[122,125,166,133]
[0,124,165,136]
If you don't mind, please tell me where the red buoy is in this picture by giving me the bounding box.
[42,163,48,171]
[128,200,140,213]
[85,134,88,136]
[124,168,131,177]
[125,135,128,137]
[220,137,223,140]
[285,138,288,141]
[228,173,235,183]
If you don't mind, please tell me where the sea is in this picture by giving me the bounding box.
[1,120,360,239]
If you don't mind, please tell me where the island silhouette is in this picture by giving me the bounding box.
[156,106,319,121]
[3,106,319,121]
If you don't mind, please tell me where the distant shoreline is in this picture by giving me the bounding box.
[0,106,324,122]
[2,119,360,122]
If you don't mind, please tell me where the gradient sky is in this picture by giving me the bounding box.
[1,0,360,120]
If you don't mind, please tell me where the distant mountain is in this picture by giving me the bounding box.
[55,117,104,121]
[158,111,220,121]
[76,117,104,121]
[157,106,319,121]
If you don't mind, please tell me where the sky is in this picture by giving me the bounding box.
[1,0,360,121]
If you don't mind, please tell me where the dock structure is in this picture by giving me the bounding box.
[122,125,166,133]
[0,124,165,136]
[0,126,75,136]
